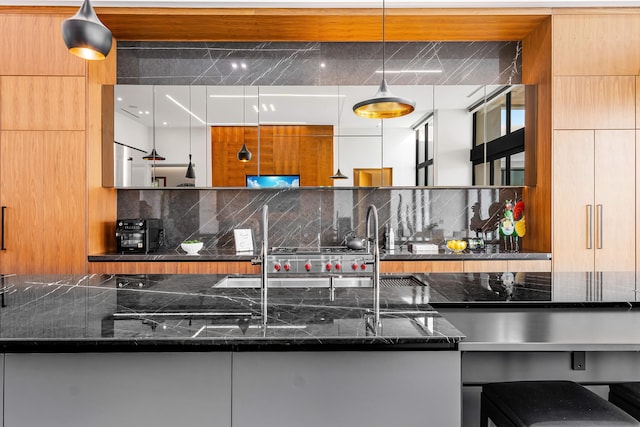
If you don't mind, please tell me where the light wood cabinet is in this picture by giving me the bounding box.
[0,76,85,131]
[553,130,636,273]
[553,76,636,130]
[0,131,86,274]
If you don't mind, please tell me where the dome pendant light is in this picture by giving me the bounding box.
[237,143,252,162]
[185,87,196,179]
[142,148,165,161]
[237,86,252,162]
[62,0,112,61]
[352,0,415,119]
[330,168,348,180]
[331,87,348,180]
[143,87,166,162]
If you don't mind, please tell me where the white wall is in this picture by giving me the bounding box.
[434,109,473,186]
[114,112,151,186]
[383,127,415,186]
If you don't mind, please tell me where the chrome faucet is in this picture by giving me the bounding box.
[365,204,380,329]
[261,204,269,326]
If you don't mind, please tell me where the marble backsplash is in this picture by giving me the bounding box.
[117,41,521,86]
[117,187,523,252]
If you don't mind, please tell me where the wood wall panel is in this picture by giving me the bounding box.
[553,14,640,76]
[0,76,85,130]
[507,260,551,272]
[88,261,261,275]
[42,131,86,273]
[553,76,636,130]
[463,260,509,273]
[90,7,549,42]
[0,13,86,76]
[521,17,552,252]
[212,125,333,187]
[637,76,640,128]
[88,46,118,257]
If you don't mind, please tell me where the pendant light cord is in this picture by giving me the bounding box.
[382,0,386,80]
[152,87,156,181]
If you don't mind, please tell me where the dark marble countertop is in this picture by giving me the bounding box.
[0,273,463,352]
[88,247,551,262]
[2,271,635,353]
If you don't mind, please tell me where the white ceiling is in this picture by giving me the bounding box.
[1,0,638,6]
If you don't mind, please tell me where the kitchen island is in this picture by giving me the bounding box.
[2,272,639,427]
[0,273,463,427]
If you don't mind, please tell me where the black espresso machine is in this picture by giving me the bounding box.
[116,219,164,253]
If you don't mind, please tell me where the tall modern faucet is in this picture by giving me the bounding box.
[365,204,380,329]
[261,204,269,326]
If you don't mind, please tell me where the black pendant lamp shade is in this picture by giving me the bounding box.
[353,79,415,119]
[330,168,348,180]
[143,148,165,161]
[237,143,252,162]
[62,0,112,61]
[185,154,196,179]
[352,0,415,119]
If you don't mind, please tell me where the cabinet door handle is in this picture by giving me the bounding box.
[596,204,603,249]
[1,206,6,251]
[586,204,593,249]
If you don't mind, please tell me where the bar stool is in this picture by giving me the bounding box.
[481,381,640,426]
[610,383,640,421]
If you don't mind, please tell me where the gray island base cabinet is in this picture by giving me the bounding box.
[232,351,461,427]
[2,351,461,427]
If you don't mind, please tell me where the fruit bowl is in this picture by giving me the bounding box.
[446,239,467,253]
[181,241,203,255]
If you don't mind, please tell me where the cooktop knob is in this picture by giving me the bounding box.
[325,262,332,271]
[360,263,367,270]
[283,262,291,271]
[305,262,312,272]
[335,262,341,270]
[274,262,281,272]
[351,262,358,271]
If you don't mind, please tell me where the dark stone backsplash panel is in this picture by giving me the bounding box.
[117,41,521,86]
[117,187,523,252]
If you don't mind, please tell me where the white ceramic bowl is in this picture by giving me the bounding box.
[181,241,203,255]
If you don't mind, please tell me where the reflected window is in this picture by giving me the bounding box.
[471,86,525,186]
[415,116,434,186]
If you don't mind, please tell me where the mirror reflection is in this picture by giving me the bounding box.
[113,84,527,188]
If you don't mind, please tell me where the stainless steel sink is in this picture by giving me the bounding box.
[213,276,372,288]
[213,275,423,289]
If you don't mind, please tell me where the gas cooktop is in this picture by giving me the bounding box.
[270,246,366,254]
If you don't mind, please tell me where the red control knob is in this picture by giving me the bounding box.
[335,262,341,270]
[274,262,281,272]
[283,262,291,271]
[305,262,312,272]
[352,262,359,271]
[360,263,367,270]
[325,263,332,271]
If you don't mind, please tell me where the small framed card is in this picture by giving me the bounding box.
[233,229,254,253]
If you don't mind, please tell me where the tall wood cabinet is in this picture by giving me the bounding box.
[553,130,635,273]
[0,15,89,274]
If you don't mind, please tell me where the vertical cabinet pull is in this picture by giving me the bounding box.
[1,206,5,251]
[596,204,603,249]
[586,204,593,249]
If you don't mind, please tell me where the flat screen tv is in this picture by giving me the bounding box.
[246,175,300,188]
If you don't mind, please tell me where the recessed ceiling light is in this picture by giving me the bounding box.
[320,62,326,68]
[253,105,259,113]
[163,121,168,126]
[241,63,247,69]
[232,63,238,69]
[144,111,150,115]
[269,104,275,111]
[116,97,123,101]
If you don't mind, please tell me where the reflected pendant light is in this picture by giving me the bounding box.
[185,87,196,179]
[352,0,415,119]
[331,87,348,180]
[237,86,252,162]
[62,0,112,61]
[143,87,166,161]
